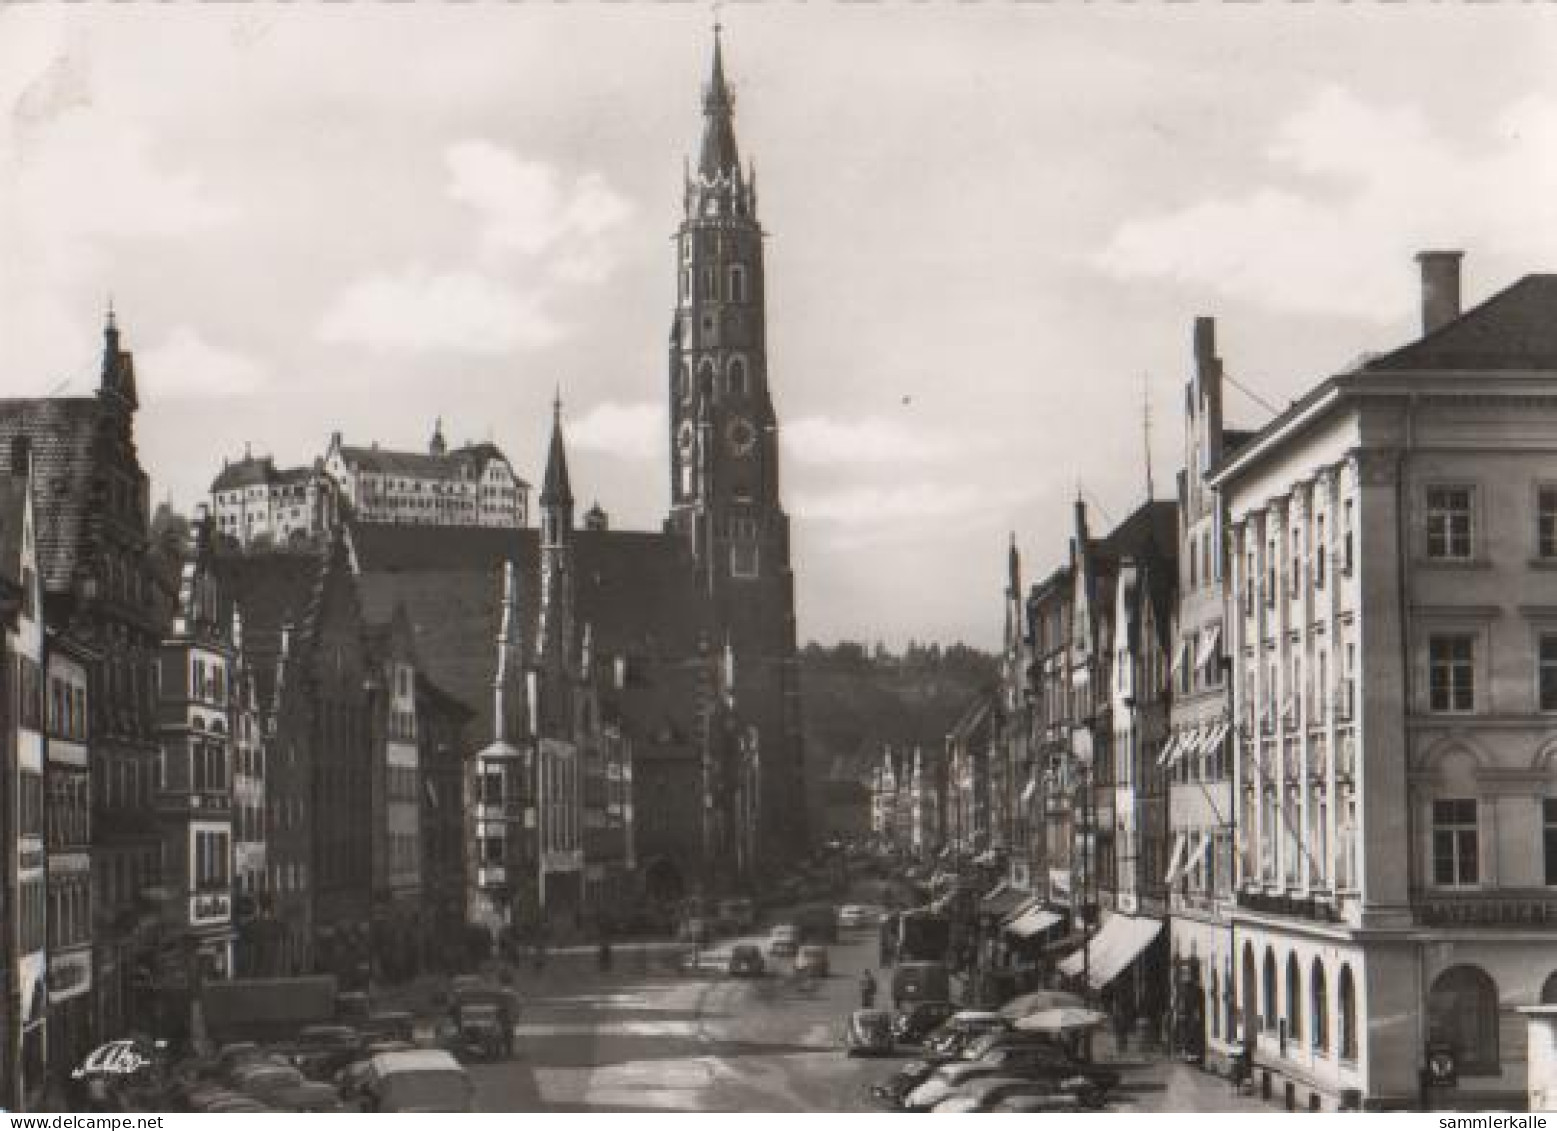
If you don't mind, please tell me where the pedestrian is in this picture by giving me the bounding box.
[860,969,877,1009]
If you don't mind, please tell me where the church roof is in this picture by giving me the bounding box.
[0,398,101,593]
[348,520,708,743]
[0,474,29,589]
[1365,274,1557,372]
[213,549,328,707]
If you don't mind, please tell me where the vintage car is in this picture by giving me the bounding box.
[794,945,830,977]
[727,944,766,978]
[767,925,800,958]
[893,1000,960,1045]
[359,1049,474,1113]
[904,1043,1119,1112]
[930,1074,1084,1114]
[291,1024,364,1080]
[844,1009,896,1057]
[920,1010,1009,1054]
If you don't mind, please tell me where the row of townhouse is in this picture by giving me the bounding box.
[0,315,641,1110]
[982,251,1557,1111]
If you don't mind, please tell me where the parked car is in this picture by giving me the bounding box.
[844,1009,896,1057]
[893,1000,959,1045]
[360,1049,474,1113]
[931,1075,1083,1114]
[291,1024,364,1080]
[270,1080,348,1113]
[362,1012,416,1045]
[728,944,766,978]
[904,1044,1119,1111]
[768,925,800,957]
[891,961,950,1009]
[230,1063,309,1104]
[794,945,830,977]
[837,904,883,929]
[920,1010,1009,1054]
[869,1030,1072,1109]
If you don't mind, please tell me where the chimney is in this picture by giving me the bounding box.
[1417,250,1463,336]
[1194,316,1224,465]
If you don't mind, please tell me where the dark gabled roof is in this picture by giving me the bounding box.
[1366,274,1557,372]
[0,398,101,592]
[1095,499,1177,566]
[349,519,707,742]
[1222,429,1259,455]
[212,456,277,493]
[340,446,457,479]
[0,474,29,588]
[213,550,327,707]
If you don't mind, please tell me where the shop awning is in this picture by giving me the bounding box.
[1056,914,1163,990]
[1155,735,1181,767]
[1176,725,1206,763]
[1195,624,1223,673]
[1000,897,1041,926]
[1169,640,1190,676]
[1203,720,1230,751]
[1163,833,1190,885]
[1020,775,1038,805]
[981,883,1028,918]
[1006,906,1063,939]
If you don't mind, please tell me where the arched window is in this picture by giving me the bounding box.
[728,264,748,304]
[678,363,692,402]
[1263,948,1278,1032]
[1339,964,1358,1061]
[697,359,716,399]
[1286,953,1303,1042]
[728,356,748,397]
[1311,960,1329,1052]
[1428,965,1500,1075]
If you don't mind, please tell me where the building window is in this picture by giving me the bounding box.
[1544,799,1557,886]
[1311,960,1329,1053]
[1429,635,1476,713]
[1539,487,1557,560]
[728,356,748,397]
[1315,514,1327,589]
[728,264,747,304]
[1428,966,1500,1076]
[1541,635,1557,713]
[1426,486,1474,560]
[1286,953,1303,1043]
[1432,798,1479,886]
[1342,498,1355,575]
[1338,964,1358,1061]
[1262,948,1278,1033]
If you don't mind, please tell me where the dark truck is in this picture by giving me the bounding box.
[897,909,951,963]
[202,975,341,1045]
[794,903,838,945]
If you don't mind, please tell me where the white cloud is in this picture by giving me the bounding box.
[566,401,665,461]
[793,482,983,525]
[445,140,633,265]
[138,327,268,399]
[1093,86,1557,319]
[317,268,563,354]
[783,414,962,466]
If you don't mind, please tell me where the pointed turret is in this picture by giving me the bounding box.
[99,300,138,411]
[540,393,573,513]
[429,417,447,458]
[698,25,740,183]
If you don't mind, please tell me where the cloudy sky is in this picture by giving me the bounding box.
[5,5,1557,650]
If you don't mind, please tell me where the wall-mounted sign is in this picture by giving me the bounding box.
[190,893,231,924]
[48,953,92,1001]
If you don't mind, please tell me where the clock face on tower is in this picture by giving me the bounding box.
[725,416,757,458]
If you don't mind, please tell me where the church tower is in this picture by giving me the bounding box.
[668,29,806,862]
[668,28,787,593]
[537,396,575,687]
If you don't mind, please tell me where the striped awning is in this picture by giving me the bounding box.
[1057,915,1163,990]
[1006,906,1063,940]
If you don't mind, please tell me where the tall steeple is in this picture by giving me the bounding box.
[537,395,575,680]
[698,24,741,184]
[99,300,138,411]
